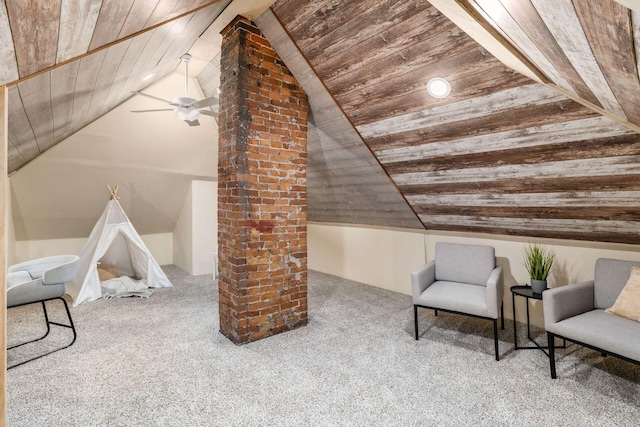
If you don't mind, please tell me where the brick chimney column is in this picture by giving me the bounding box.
[217,16,308,344]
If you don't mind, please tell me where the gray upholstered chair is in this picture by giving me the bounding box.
[544,258,640,378]
[412,242,504,360]
[7,255,79,369]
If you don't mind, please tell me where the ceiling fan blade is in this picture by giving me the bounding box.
[190,97,219,109]
[198,110,218,117]
[186,119,200,126]
[130,109,173,113]
[132,91,172,104]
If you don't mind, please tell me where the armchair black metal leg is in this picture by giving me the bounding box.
[548,331,557,379]
[413,305,419,340]
[434,309,438,316]
[500,302,504,330]
[8,297,77,370]
[493,319,499,361]
[8,301,52,350]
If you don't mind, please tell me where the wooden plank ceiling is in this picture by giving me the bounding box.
[256,11,422,229]
[270,0,640,244]
[1,0,231,173]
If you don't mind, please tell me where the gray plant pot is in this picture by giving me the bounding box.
[530,279,548,294]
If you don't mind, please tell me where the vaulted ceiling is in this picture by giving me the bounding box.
[264,0,640,244]
[4,0,640,245]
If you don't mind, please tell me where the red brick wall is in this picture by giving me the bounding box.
[217,16,308,344]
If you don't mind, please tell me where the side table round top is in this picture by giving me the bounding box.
[510,285,545,300]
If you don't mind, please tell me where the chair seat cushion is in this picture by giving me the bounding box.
[416,281,490,319]
[548,309,640,362]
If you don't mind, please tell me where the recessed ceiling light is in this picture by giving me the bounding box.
[142,73,155,82]
[427,77,451,98]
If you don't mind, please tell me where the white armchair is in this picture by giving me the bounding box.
[7,255,79,369]
[412,242,504,360]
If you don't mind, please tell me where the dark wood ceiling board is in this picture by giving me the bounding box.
[414,205,640,222]
[311,6,445,82]
[88,0,134,51]
[56,0,102,63]
[573,0,640,125]
[399,174,640,196]
[284,0,377,49]
[495,0,601,107]
[0,2,19,83]
[531,0,626,120]
[384,133,640,175]
[67,50,108,138]
[295,0,433,68]
[270,0,332,37]
[409,189,640,209]
[334,48,529,126]
[145,0,181,28]
[50,60,81,143]
[6,86,38,164]
[16,74,55,152]
[417,215,640,234]
[322,25,472,101]
[365,99,597,151]
[392,154,640,188]
[373,116,629,166]
[417,219,640,245]
[357,83,564,142]
[6,0,62,77]
[337,64,529,127]
[117,0,160,39]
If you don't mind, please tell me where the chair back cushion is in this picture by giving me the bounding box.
[594,258,640,309]
[435,242,496,286]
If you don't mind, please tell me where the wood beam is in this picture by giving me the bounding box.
[0,84,8,427]
[429,0,640,134]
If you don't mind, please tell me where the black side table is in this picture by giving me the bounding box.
[511,285,565,356]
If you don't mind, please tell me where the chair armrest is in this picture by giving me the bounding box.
[42,257,79,285]
[485,266,503,318]
[7,278,47,308]
[543,280,594,329]
[412,261,435,304]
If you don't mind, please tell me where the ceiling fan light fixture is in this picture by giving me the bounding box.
[427,77,451,98]
[174,107,200,122]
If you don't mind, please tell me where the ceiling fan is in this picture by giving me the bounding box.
[131,53,218,126]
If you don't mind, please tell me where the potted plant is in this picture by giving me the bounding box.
[522,243,555,294]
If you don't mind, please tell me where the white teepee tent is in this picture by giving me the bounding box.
[67,185,172,306]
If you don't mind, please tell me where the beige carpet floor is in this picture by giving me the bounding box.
[6,266,640,426]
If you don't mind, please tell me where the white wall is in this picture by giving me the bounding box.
[308,222,640,327]
[308,224,428,295]
[12,232,174,266]
[172,180,217,275]
[173,184,193,273]
[191,180,217,276]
